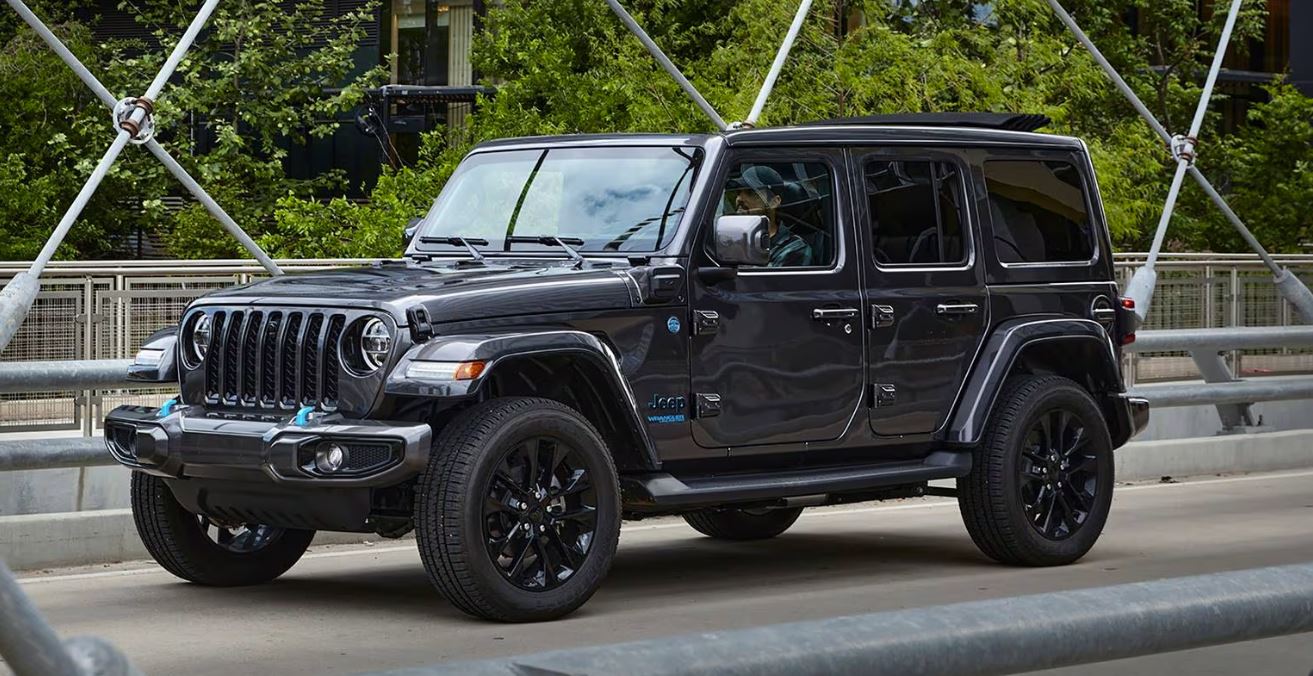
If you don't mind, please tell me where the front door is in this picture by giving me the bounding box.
[854,149,987,437]
[689,150,865,449]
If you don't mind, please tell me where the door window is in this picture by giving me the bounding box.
[865,160,967,266]
[717,162,836,268]
[984,160,1093,264]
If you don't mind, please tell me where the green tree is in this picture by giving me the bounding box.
[0,0,381,260]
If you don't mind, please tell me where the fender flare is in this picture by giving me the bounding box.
[945,317,1123,446]
[128,326,180,383]
[385,329,659,469]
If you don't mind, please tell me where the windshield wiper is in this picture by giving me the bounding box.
[419,236,489,261]
[506,235,586,268]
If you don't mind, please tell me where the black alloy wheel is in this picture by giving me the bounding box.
[416,396,621,622]
[957,375,1115,567]
[483,437,598,592]
[1018,408,1100,541]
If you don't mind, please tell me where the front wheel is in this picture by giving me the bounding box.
[957,375,1115,566]
[130,472,314,586]
[415,397,621,622]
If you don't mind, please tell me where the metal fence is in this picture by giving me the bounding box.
[2,254,1312,435]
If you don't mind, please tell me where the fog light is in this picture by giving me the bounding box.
[315,443,347,473]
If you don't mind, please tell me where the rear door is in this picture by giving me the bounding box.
[853,148,987,437]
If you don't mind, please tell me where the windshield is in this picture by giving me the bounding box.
[415,146,699,254]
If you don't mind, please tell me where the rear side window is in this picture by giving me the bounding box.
[984,160,1093,264]
[865,160,966,266]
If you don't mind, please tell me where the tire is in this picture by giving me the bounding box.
[684,507,804,541]
[130,472,315,586]
[957,375,1115,566]
[415,397,621,622]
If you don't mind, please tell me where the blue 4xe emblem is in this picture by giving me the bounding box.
[666,316,681,334]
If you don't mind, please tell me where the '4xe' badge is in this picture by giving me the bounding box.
[666,316,681,334]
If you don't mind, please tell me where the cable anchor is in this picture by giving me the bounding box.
[113,96,157,144]
[1170,134,1199,165]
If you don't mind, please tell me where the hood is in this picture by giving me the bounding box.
[196,261,638,324]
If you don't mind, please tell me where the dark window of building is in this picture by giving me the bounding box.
[865,160,966,266]
[984,160,1093,264]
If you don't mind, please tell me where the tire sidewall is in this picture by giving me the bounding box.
[450,405,621,620]
[1000,384,1115,562]
[132,472,314,586]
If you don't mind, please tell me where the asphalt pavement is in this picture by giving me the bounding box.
[8,469,1313,675]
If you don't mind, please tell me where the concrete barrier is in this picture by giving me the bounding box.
[0,510,401,571]
[2,429,1313,571]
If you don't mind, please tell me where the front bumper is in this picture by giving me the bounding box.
[104,405,431,487]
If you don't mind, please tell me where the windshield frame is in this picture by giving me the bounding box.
[409,142,707,259]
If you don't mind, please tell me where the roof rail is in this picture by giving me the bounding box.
[804,112,1051,133]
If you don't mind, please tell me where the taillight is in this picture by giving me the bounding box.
[1118,297,1136,345]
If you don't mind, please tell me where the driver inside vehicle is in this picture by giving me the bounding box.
[726,165,815,268]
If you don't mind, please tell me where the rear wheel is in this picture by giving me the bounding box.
[130,472,314,586]
[684,507,804,541]
[415,397,621,622]
[957,375,1114,566]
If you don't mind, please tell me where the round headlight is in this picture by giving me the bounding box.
[191,314,212,361]
[360,318,392,371]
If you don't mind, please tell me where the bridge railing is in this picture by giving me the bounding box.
[1,253,1311,437]
[2,557,1311,676]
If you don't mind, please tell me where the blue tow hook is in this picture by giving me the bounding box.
[293,406,315,427]
[157,397,179,418]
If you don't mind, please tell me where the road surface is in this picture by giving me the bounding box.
[8,469,1313,675]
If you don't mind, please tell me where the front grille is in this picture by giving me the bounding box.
[203,309,349,411]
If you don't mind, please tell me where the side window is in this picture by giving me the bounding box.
[718,161,836,268]
[865,159,966,266]
[984,160,1093,264]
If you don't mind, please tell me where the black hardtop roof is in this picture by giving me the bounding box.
[472,113,1081,152]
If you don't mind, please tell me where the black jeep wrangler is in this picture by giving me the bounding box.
[107,113,1149,622]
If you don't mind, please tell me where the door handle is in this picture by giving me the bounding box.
[936,303,980,316]
[812,307,859,321]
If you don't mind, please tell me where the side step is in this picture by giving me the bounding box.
[621,451,971,512]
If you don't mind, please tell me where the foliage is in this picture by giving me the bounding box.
[2,0,1310,260]
[0,0,381,260]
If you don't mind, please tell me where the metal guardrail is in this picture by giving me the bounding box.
[1,559,1310,676]
[0,254,1310,437]
[0,359,134,394]
[0,562,141,675]
[1127,325,1313,430]
[0,438,112,472]
[377,564,1313,674]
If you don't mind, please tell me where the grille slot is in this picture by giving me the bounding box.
[202,309,350,411]
[301,314,325,406]
[221,310,244,402]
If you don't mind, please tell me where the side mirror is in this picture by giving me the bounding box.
[403,217,423,246]
[713,215,770,266]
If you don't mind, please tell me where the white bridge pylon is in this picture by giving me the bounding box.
[0,0,282,355]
